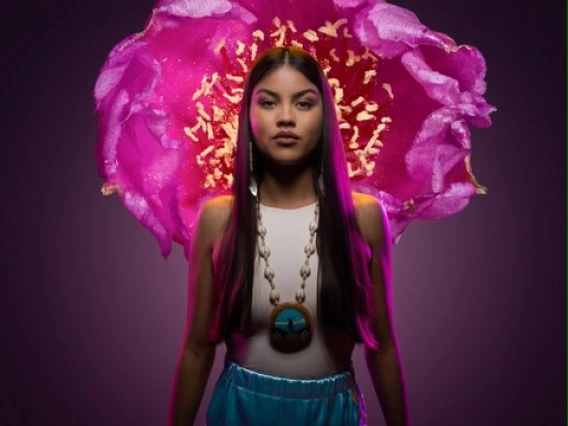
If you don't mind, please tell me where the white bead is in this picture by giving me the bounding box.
[258,244,270,258]
[257,204,320,308]
[300,264,311,279]
[304,243,315,256]
[264,267,275,280]
[270,290,280,304]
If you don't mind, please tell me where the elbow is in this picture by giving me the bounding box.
[365,335,397,356]
[183,336,217,361]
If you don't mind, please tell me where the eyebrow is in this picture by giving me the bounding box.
[254,88,319,100]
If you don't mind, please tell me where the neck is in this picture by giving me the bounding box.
[258,162,316,209]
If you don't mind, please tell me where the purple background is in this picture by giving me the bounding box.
[3,0,565,425]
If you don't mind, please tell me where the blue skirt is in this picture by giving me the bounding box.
[206,358,367,425]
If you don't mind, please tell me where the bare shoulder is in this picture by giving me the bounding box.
[196,195,233,241]
[351,191,389,246]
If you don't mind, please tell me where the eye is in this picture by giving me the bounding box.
[297,100,314,109]
[259,100,276,108]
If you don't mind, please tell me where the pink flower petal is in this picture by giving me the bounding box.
[94,0,495,254]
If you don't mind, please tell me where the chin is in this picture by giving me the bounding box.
[267,152,308,166]
[260,145,317,168]
[271,159,303,167]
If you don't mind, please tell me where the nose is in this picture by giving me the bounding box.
[276,104,296,127]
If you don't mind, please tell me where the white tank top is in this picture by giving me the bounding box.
[225,202,355,378]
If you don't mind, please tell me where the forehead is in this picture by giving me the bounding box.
[253,65,318,95]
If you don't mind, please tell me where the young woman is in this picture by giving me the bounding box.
[169,46,409,426]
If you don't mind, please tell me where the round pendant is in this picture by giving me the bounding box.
[268,302,313,353]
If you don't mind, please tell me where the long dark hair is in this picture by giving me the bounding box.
[208,46,378,349]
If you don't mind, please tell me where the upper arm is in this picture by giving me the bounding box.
[353,193,396,350]
[183,197,231,352]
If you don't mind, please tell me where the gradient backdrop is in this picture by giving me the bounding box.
[3,0,566,425]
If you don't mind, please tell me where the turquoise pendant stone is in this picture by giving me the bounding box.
[273,307,308,333]
[269,303,313,353]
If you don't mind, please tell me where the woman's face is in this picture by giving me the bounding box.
[249,64,323,167]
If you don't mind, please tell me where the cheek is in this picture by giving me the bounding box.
[307,112,323,140]
[249,109,267,140]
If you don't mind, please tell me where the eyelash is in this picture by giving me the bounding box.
[259,100,313,109]
[297,101,313,109]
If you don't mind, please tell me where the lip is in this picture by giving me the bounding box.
[273,131,299,139]
[272,131,300,146]
[273,136,300,145]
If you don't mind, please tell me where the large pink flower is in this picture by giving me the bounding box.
[94,0,495,257]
